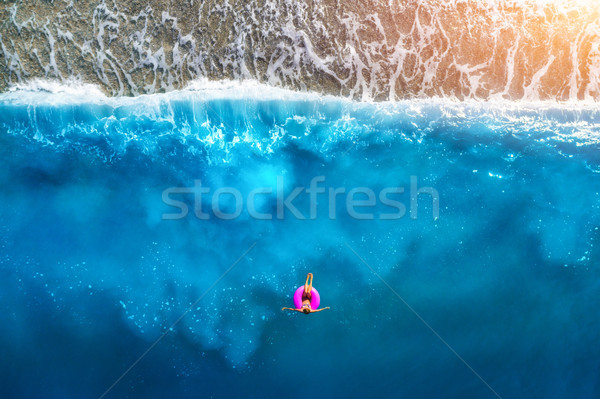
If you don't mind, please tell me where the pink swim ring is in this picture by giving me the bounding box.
[293,285,320,309]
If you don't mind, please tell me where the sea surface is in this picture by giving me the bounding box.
[0,80,599,398]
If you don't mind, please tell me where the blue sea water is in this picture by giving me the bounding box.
[1,82,599,398]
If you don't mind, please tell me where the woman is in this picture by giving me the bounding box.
[282,273,330,314]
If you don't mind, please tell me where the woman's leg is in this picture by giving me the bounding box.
[304,273,313,297]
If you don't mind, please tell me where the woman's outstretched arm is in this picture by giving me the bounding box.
[311,307,330,313]
[281,307,302,312]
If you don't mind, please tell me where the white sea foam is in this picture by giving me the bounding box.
[4,78,600,109]
[6,79,109,103]
[2,78,349,105]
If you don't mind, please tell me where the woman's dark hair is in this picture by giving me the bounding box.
[302,308,310,314]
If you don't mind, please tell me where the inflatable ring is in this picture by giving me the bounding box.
[293,285,320,309]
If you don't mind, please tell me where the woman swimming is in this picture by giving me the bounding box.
[281,273,330,314]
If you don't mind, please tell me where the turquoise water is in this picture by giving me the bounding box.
[1,84,599,398]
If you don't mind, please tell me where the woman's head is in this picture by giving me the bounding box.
[301,304,311,314]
